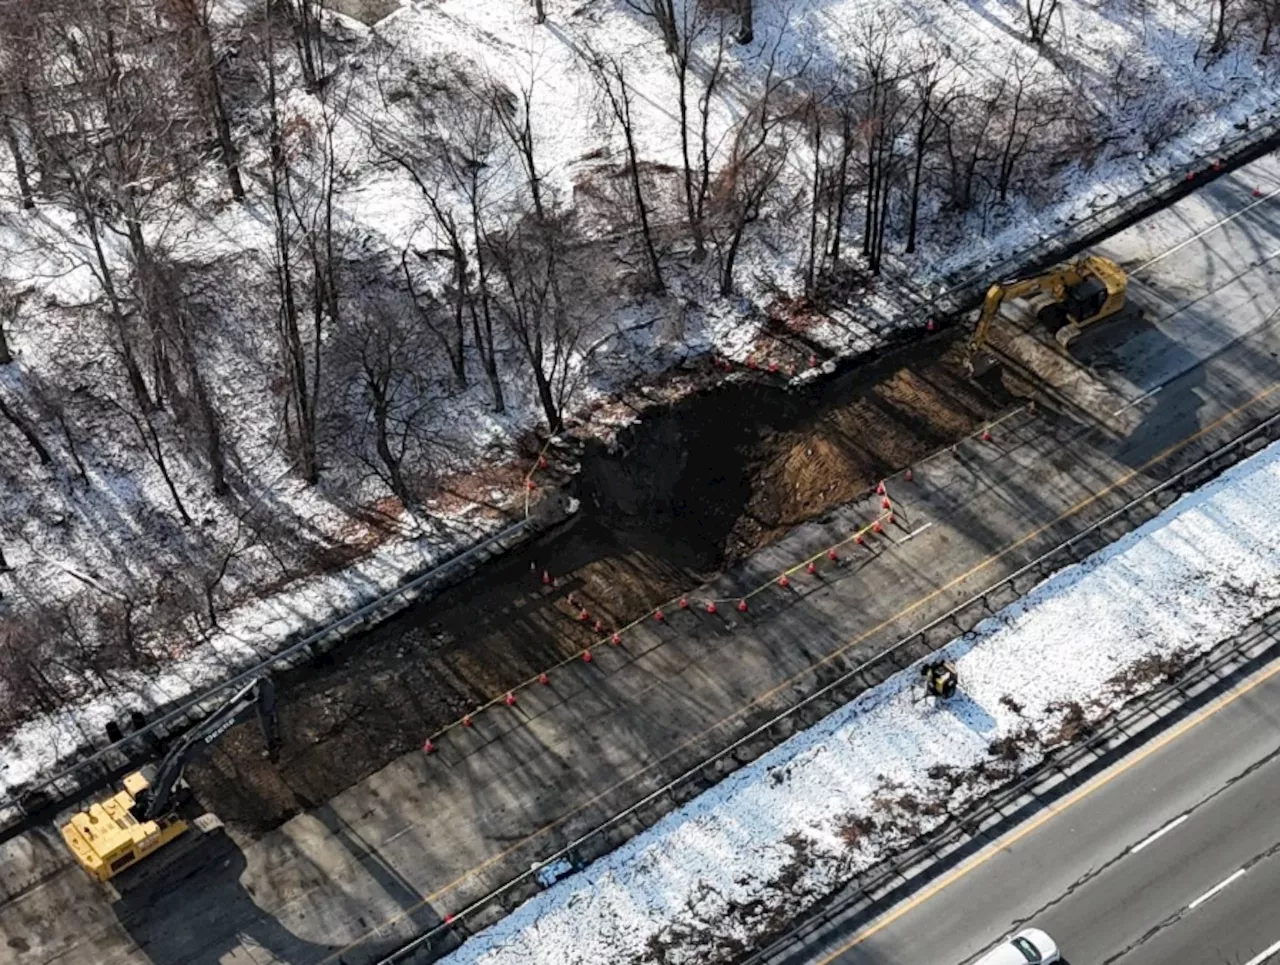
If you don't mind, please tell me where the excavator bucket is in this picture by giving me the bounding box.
[965,349,1002,379]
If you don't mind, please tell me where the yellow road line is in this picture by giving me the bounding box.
[815,654,1280,964]
[322,382,1279,964]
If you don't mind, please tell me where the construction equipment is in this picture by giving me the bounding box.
[967,255,1132,376]
[59,675,279,886]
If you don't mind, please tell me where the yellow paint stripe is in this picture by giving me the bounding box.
[814,655,1280,965]
[322,382,1279,964]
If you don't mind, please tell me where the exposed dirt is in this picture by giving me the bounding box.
[189,331,1009,832]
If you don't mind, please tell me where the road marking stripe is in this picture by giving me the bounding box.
[1133,186,1280,274]
[895,522,933,544]
[325,384,1280,965]
[1187,867,1247,910]
[1113,385,1162,417]
[1130,813,1189,853]
[1243,937,1280,965]
[814,655,1280,965]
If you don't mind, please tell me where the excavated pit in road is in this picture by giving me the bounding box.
[190,331,1009,831]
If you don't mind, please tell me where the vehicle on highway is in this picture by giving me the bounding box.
[974,928,1061,965]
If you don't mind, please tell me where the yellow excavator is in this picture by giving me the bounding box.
[59,675,279,887]
[967,254,1132,375]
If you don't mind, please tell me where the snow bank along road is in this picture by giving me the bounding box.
[785,637,1280,965]
[436,416,1280,965]
[3,158,1280,965]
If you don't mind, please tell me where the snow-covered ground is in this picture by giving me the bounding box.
[1,0,1277,791]
[439,437,1280,965]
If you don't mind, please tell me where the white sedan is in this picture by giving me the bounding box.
[974,928,1061,965]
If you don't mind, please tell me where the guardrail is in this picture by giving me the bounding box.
[740,606,1280,965]
[371,387,1280,965]
[0,515,538,834]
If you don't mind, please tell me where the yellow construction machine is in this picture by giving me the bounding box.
[59,675,278,887]
[967,254,1132,375]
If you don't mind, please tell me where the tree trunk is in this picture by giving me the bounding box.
[196,15,245,201]
[735,0,754,44]
[805,107,823,295]
[600,59,663,292]
[672,49,701,258]
[370,383,408,501]
[905,90,932,255]
[829,112,853,263]
[0,316,11,365]
[532,0,546,23]
[0,392,52,465]
[695,37,724,249]
[720,213,749,296]
[468,182,505,414]
[136,410,192,525]
[86,214,153,413]
[1,116,34,210]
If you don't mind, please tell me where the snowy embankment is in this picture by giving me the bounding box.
[441,438,1280,965]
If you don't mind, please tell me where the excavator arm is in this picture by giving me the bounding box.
[969,273,1066,355]
[132,676,280,822]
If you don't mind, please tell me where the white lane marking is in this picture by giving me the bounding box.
[1134,186,1280,275]
[895,522,933,544]
[1187,868,1247,910]
[1130,813,1189,853]
[1113,385,1163,418]
[1243,937,1280,965]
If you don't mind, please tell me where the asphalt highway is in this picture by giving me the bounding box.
[784,653,1280,965]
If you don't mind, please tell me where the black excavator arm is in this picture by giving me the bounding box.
[131,675,280,822]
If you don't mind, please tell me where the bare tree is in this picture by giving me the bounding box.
[338,290,433,504]
[283,0,326,91]
[489,213,586,432]
[711,45,793,295]
[1249,0,1280,52]
[401,248,467,387]
[856,13,911,274]
[531,0,547,24]
[665,3,727,258]
[994,57,1037,204]
[904,54,960,254]
[624,0,679,54]
[587,48,664,293]
[10,1,189,415]
[262,2,326,482]
[942,88,999,214]
[0,116,34,210]
[373,60,510,412]
[735,0,755,44]
[1025,0,1061,44]
[0,387,51,465]
[108,395,192,526]
[1207,0,1231,55]
[158,0,246,201]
